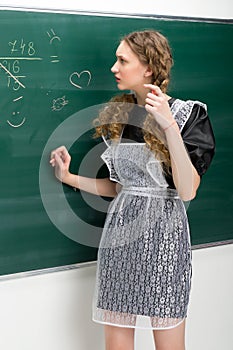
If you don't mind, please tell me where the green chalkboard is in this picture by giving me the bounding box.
[0,10,232,276]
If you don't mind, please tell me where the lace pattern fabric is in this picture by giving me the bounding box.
[92,99,199,330]
[93,182,191,329]
[170,99,207,132]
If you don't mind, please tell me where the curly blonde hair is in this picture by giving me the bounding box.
[93,30,174,173]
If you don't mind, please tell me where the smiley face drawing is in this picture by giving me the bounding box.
[7,111,26,128]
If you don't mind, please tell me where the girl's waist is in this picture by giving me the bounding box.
[120,186,179,199]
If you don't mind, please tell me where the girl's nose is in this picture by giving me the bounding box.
[111,62,118,73]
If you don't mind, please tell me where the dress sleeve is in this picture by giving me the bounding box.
[181,103,216,176]
[100,136,122,184]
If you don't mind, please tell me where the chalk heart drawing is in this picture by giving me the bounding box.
[69,70,92,89]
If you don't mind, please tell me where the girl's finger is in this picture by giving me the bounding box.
[50,145,67,158]
[50,151,55,160]
[54,152,64,165]
[145,97,161,108]
[144,84,162,96]
[146,93,163,101]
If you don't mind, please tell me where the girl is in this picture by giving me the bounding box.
[50,30,215,350]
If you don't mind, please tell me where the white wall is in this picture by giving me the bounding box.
[0,245,233,350]
[136,244,233,350]
[0,263,104,350]
[0,0,233,19]
[0,2,232,350]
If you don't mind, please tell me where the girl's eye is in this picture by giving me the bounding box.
[119,58,125,64]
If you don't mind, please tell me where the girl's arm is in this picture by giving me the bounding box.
[50,145,118,198]
[163,124,200,201]
[144,84,200,201]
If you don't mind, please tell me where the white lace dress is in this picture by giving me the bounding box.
[92,99,207,330]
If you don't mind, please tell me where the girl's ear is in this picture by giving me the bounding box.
[144,66,153,78]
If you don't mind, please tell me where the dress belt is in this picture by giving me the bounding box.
[121,186,180,199]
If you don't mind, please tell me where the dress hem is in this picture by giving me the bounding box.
[92,316,186,331]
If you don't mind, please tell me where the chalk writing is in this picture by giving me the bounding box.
[47,29,61,63]
[69,70,92,89]
[0,37,43,128]
[13,96,23,102]
[0,30,92,129]
[47,29,61,44]
[6,100,27,128]
[50,55,59,63]
[0,39,40,92]
[0,62,25,89]
[9,39,36,56]
[7,117,26,128]
[51,96,69,111]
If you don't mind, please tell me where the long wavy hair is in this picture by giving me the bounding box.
[93,30,174,173]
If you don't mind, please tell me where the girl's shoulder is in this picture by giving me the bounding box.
[170,98,215,176]
[169,98,207,132]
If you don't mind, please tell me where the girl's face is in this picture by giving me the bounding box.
[111,40,152,93]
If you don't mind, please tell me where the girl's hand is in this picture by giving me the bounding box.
[144,84,178,131]
[50,145,71,183]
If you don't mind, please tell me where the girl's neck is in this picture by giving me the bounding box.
[134,91,147,106]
